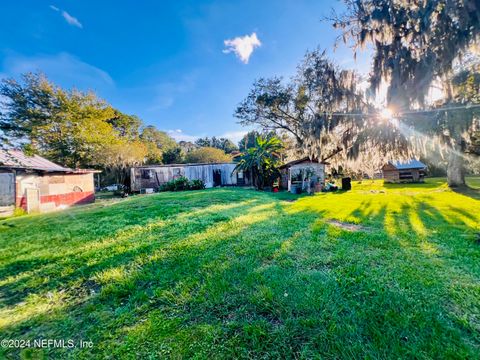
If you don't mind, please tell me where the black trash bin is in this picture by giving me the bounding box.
[341,177,351,191]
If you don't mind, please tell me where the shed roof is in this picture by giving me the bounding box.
[0,149,72,172]
[134,162,236,169]
[390,159,426,170]
[279,157,327,169]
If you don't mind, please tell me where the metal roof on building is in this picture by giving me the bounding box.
[0,149,72,172]
[134,162,236,168]
[390,159,426,170]
[279,157,328,169]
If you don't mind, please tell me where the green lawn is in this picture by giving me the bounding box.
[1,179,479,359]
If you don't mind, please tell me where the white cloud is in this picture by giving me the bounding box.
[50,5,83,28]
[1,52,114,89]
[219,130,248,143]
[167,129,199,142]
[223,32,261,64]
[61,11,83,28]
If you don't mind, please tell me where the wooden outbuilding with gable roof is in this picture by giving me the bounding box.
[382,159,427,183]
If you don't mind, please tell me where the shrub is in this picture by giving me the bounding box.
[173,177,191,191]
[190,179,206,190]
[159,179,177,192]
[159,177,206,192]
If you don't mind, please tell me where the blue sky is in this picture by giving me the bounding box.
[0,1,371,143]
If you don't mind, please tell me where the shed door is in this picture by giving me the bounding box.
[26,188,40,213]
[213,169,222,187]
[0,173,15,206]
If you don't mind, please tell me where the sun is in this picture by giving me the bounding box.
[380,107,394,120]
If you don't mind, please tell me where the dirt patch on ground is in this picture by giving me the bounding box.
[327,220,370,232]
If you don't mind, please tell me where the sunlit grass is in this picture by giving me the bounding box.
[0,180,479,358]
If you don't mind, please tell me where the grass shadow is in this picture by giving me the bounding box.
[1,186,480,359]
[452,185,480,200]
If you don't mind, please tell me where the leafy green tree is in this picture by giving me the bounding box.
[234,136,283,190]
[0,72,179,174]
[162,147,183,164]
[195,136,238,153]
[184,147,232,163]
[238,130,295,162]
[141,125,177,164]
[217,138,238,154]
[141,126,177,150]
[178,141,198,154]
[194,137,211,148]
[0,73,56,141]
[0,72,118,168]
[94,140,148,189]
[107,112,142,140]
[0,72,193,188]
[238,130,285,150]
[238,131,262,152]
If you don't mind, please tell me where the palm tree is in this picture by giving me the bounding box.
[234,136,283,190]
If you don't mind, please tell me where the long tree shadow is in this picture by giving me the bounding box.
[0,197,266,309]
[0,196,257,279]
[116,195,480,358]
[1,189,480,359]
[284,190,480,351]
[452,185,480,200]
[1,194,321,358]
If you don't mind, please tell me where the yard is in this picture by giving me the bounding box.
[1,178,480,359]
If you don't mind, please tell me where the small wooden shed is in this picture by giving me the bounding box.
[0,149,97,216]
[130,162,251,192]
[382,160,427,183]
[279,158,327,192]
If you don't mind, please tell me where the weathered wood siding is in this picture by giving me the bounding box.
[383,170,400,183]
[382,163,399,183]
[131,163,239,191]
[382,165,425,183]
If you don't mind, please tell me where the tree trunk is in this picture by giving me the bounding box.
[252,167,260,190]
[447,148,465,187]
[257,168,264,190]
